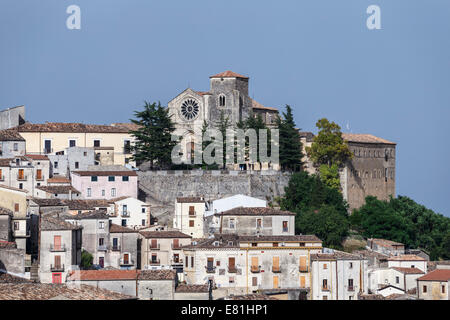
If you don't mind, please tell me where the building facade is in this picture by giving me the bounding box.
[173,197,205,238]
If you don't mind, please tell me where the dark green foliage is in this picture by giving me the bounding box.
[276,105,304,171]
[351,196,450,260]
[130,101,177,169]
[80,250,93,270]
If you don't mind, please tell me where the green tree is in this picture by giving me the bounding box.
[276,105,304,171]
[237,112,270,167]
[80,250,93,270]
[214,111,232,169]
[130,101,177,169]
[296,205,349,249]
[306,118,353,168]
[319,164,341,191]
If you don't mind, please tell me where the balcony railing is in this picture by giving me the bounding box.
[119,258,134,266]
[188,212,196,217]
[322,286,330,291]
[171,259,183,265]
[111,245,121,252]
[251,266,261,273]
[17,174,28,181]
[36,175,44,181]
[149,244,160,250]
[205,266,216,273]
[299,265,309,273]
[228,266,237,273]
[97,245,108,251]
[149,259,160,265]
[50,244,66,252]
[348,286,354,291]
[121,211,130,217]
[51,264,65,272]
[272,266,281,273]
[43,148,53,154]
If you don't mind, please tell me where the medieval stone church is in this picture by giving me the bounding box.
[167,71,278,162]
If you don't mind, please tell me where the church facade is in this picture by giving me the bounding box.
[168,71,279,164]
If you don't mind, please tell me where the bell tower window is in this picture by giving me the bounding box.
[219,95,226,107]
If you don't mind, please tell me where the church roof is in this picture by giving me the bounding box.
[210,71,249,79]
[251,99,278,112]
[342,133,396,145]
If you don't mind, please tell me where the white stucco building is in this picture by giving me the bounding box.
[173,197,205,238]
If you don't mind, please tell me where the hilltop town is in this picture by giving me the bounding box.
[0,72,448,301]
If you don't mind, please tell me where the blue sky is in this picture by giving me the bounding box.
[1,1,449,216]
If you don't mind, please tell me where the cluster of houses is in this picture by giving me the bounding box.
[0,106,447,300]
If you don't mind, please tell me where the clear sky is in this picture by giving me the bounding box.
[1,1,449,216]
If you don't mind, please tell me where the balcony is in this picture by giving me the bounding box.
[228,266,237,273]
[50,244,66,252]
[111,245,121,252]
[205,266,216,273]
[251,266,261,273]
[188,212,196,218]
[348,286,354,292]
[121,211,130,217]
[322,286,330,291]
[171,259,183,265]
[171,244,182,250]
[149,244,160,250]
[119,258,134,266]
[97,245,108,251]
[17,174,28,181]
[36,175,44,181]
[299,266,309,273]
[149,259,160,265]
[272,266,281,273]
[51,264,65,272]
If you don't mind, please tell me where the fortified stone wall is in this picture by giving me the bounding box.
[137,170,291,225]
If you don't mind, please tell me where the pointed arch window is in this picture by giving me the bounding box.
[219,95,226,107]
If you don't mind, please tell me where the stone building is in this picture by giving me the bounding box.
[310,251,369,300]
[0,106,25,130]
[173,197,205,238]
[35,185,82,200]
[208,207,295,236]
[0,128,26,158]
[139,230,191,272]
[167,71,278,164]
[48,146,96,177]
[182,234,322,298]
[109,223,139,270]
[417,269,450,300]
[108,196,151,229]
[39,215,82,284]
[366,238,405,256]
[0,207,13,242]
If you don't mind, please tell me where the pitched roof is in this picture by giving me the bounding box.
[71,170,137,176]
[251,99,279,112]
[227,294,278,300]
[25,154,49,161]
[68,270,138,281]
[139,230,192,239]
[109,223,138,233]
[0,184,28,193]
[0,272,31,283]
[69,210,109,220]
[216,207,295,216]
[0,241,17,249]
[387,254,426,261]
[210,70,249,79]
[175,284,209,293]
[36,185,81,195]
[41,216,81,231]
[311,251,364,261]
[0,283,133,300]
[31,198,112,210]
[342,133,396,145]
[0,128,25,141]
[16,122,132,134]
[138,270,177,281]
[195,91,212,96]
[391,267,424,274]
[370,238,404,247]
[47,176,71,184]
[0,207,13,216]
[176,197,204,203]
[417,269,450,282]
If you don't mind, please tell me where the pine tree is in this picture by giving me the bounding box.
[277,105,304,171]
[130,101,177,169]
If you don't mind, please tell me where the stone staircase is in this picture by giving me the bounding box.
[30,262,39,283]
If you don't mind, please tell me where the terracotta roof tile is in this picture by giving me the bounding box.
[109,223,138,233]
[16,122,132,133]
[139,230,192,239]
[227,294,278,300]
[216,207,295,216]
[41,216,82,231]
[0,128,25,141]
[68,270,138,281]
[176,197,204,203]
[251,99,279,112]
[210,70,249,79]
[72,170,137,176]
[417,269,450,282]
[47,177,71,184]
[138,270,176,281]
[391,267,424,274]
[387,254,426,261]
[25,154,49,161]
[0,272,32,283]
[175,284,209,293]
[342,133,396,145]
[36,185,81,194]
[0,207,13,216]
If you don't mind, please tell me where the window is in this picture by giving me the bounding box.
[75,162,79,169]
[69,140,76,147]
[93,140,101,147]
[229,277,235,284]
[91,176,98,182]
[423,285,427,293]
[273,242,278,247]
[124,140,131,154]
[13,143,18,151]
[14,203,19,212]
[322,279,328,290]
[251,243,257,247]
[282,221,288,232]
[142,219,146,226]
[189,206,195,216]
[272,256,280,272]
[14,222,19,231]
[121,219,127,226]
[185,257,189,267]
[256,219,262,228]
[83,152,87,156]
[44,140,52,154]
[349,262,353,269]
[395,276,399,284]
[219,95,226,107]
[348,279,354,290]
[273,276,279,289]
[229,218,235,229]
[102,189,105,196]
[54,161,58,169]
[19,183,23,190]
[142,208,146,213]
[108,176,115,182]
[189,220,195,227]
[111,188,116,197]
[122,176,129,182]
[191,256,194,268]
[323,263,328,270]
[442,285,446,294]
[52,273,62,284]
[252,277,258,287]
[300,276,306,288]
[99,238,104,246]
[99,221,105,229]
[87,188,92,197]
[36,169,42,180]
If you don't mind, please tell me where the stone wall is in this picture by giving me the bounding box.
[0,247,25,276]
[137,170,291,225]
[0,105,25,130]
